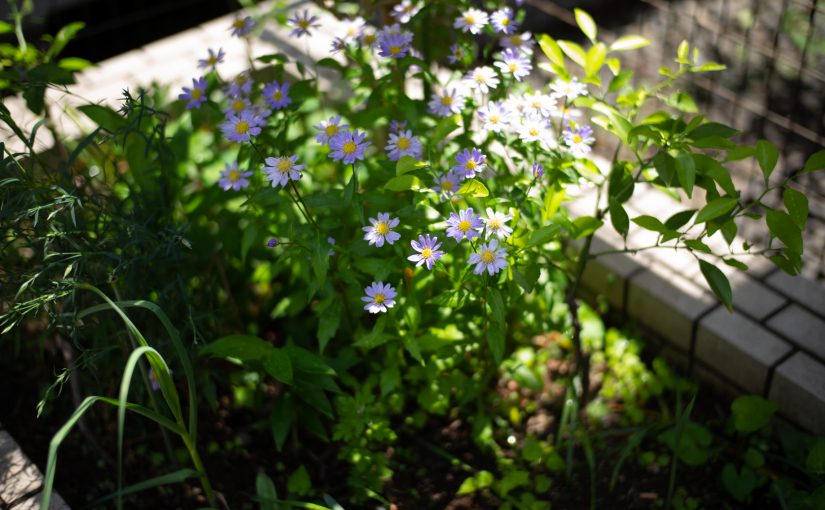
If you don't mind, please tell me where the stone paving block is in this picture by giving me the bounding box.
[726,271,788,320]
[582,235,644,309]
[0,431,43,504]
[765,270,825,315]
[10,491,69,510]
[627,263,719,351]
[766,305,825,360]
[769,352,825,436]
[695,308,793,394]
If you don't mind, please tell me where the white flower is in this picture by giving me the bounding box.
[522,92,558,118]
[464,66,500,94]
[478,101,513,133]
[468,239,509,275]
[550,77,587,99]
[454,8,488,34]
[363,212,401,247]
[518,117,550,144]
[428,87,466,117]
[362,281,397,313]
[481,208,513,240]
[263,155,304,188]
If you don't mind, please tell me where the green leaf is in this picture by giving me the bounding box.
[584,42,607,78]
[384,174,421,191]
[608,162,634,203]
[653,152,676,186]
[664,209,696,230]
[285,345,335,375]
[46,22,85,60]
[632,215,669,234]
[263,348,293,384]
[0,21,12,34]
[58,57,92,71]
[609,35,649,51]
[558,40,586,67]
[766,209,803,254]
[287,465,312,496]
[677,40,690,62]
[537,34,565,68]
[431,115,460,142]
[608,69,633,93]
[574,9,598,43]
[317,299,342,353]
[488,288,505,325]
[396,155,428,175]
[457,471,494,495]
[571,216,603,238]
[756,139,779,183]
[783,188,808,230]
[690,122,738,140]
[457,178,489,197]
[78,104,126,132]
[487,289,506,365]
[665,91,698,113]
[608,198,629,237]
[723,258,748,271]
[721,464,760,501]
[695,197,738,224]
[675,153,696,197]
[201,335,272,361]
[241,224,258,263]
[256,472,279,510]
[731,395,777,433]
[690,62,726,72]
[806,438,825,475]
[271,395,294,450]
[699,259,733,312]
[684,239,711,253]
[802,149,825,173]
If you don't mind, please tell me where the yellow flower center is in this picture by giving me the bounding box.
[441,96,453,106]
[475,73,486,83]
[421,248,433,259]
[208,56,218,66]
[233,19,246,29]
[573,134,583,144]
[373,293,385,304]
[480,250,495,264]
[342,141,357,154]
[375,222,390,235]
[501,18,511,26]
[325,125,338,136]
[490,114,500,123]
[235,121,250,134]
[228,170,241,181]
[390,45,402,55]
[465,160,477,171]
[464,14,476,25]
[396,137,411,150]
[488,219,501,229]
[512,36,523,45]
[298,20,310,29]
[232,99,245,111]
[191,88,202,100]
[364,34,376,45]
[530,128,539,137]
[277,159,293,174]
[509,63,518,72]
[441,179,453,191]
[273,91,283,101]
[458,220,471,232]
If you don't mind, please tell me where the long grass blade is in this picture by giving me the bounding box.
[87,468,201,508]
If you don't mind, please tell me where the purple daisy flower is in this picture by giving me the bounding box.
[377,30,413,58]
[179,77,207,110]
[563,124,596,157]
[329,129,371,164]
[288,10,321,38]
[198,48,225,70]
[223,95,251,117]
[218,161,253,191]
[362,212,401,247]
[408,234,444,270]
[532,162,545,179]
[263,155,304,188]
[491,7,517,34]
[448,44,466,65]
[392,0,422,24]
[330,37,348,55]
[267,238,279,248]
[494,48,532,81]
[385,129,423,161]
[501,31,534,54]
[445,208,483,242]
[452,148,487,179]
[226,70,253,97]
[313,115,348,145]
[468,238,509,275]
[362,281,397,314]
[230,16,255,37]
[220,109,264,143]
[262,80,292,110]
[389,119,407,133]
[428,87,466,117]
[432,170,462,201]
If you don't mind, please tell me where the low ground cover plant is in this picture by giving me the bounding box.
[2,1,825,508]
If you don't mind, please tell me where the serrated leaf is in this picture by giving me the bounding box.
[695,197,738,224]
[609,35,650,51]
[699,259,732,312]
[457,178,489,197]
[574,9,598,43]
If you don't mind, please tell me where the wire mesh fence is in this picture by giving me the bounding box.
[528,0,825,280]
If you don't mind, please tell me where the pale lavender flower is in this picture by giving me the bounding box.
[389,120,407,134]
[385,129,423,161]
[464,66,500,94]
[445,208,483,242]
[362,281,397,314]
[198,48,225,70]
[223,95,251,117]
[428,87,466,117]
[478,101,513,133]
[339,17,365,41]
[330,37,348,55]
[220,109,264,143]
[452,148,487,179]
[226,70,253,97]
[432,170,463,201]
[263,155,304,188]
[491,7,517,34]
[495,48,532,81]
[454,8,488,34]
[218,161,253,191]
[329,129,371,164]
[314,115,348,145]
[563,124,595,157]
[532,162,545,179]
[262,80,292,110]
[363,212,401,247]
[230,16,255,37]
[408,234,444,270]
[392,0,421,23]
[267,238,279,247]
[523,91,558,118]
[288,10,321,38]
[468,238,509,275]
[448,44,466,65]
[550,77,588,99]
[481,208,513,240]
[327,237,336,256]
[179,77,207,110]
[501,31,534,54]
[518,117,550,144]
